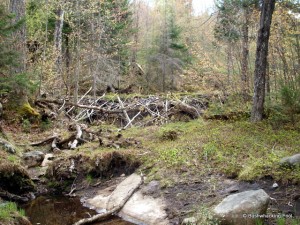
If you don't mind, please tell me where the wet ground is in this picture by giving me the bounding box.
[22,196,134,225]
[163,174,300,224]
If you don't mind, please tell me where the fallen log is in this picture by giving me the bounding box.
[36,99,123,114]
[73,175,143,225]
[30,135,58,146]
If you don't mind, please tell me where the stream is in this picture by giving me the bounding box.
[22,196,134,225]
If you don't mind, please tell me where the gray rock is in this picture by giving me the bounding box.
[0,138,16,154]
[182,217,197,224]
[280,154,300,167]
[86,174,169,225]
[213,189,270,225]
[23,151,45,168]
[141,180,160,195]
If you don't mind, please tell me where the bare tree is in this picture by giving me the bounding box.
[251,0,276,122]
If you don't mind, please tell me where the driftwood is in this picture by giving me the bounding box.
[30,135,58,146]
[73,175,143,225]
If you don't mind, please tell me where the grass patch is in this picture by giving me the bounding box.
[121,118,300,183]
[0,202,25,221]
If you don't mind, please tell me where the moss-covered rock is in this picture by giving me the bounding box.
[0,163,35,195]
[18,103,40,120]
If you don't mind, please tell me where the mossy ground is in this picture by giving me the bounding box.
[121,118,300,185]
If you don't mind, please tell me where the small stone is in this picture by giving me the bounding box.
[182,217,197,224]
[272,182,279,189]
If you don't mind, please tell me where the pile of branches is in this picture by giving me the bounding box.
[33,93,208,151]
[36,93,209,129]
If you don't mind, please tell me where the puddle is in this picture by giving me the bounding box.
[22,196,134,225]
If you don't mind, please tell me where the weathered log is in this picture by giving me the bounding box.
[73,175,143,225]
[36,99,123,114]
[30,135,58,146]
[170,101,200,119]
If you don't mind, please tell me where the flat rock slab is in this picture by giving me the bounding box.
[213,189,270,225]
[119,191,169,225]
[84,174,169,225]
[280,153,300,167]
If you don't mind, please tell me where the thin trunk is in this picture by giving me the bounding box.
[251,0,275,122]
[74,0,81,103]
[54,7,64,91]
[241,7,250,98]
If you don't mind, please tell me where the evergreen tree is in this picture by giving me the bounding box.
[100,0,132,76]
[146,1,190,92]
[0,4,22,94]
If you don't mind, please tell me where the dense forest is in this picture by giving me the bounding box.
[0,0,300,225]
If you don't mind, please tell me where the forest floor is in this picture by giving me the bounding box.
[1,93,300,225]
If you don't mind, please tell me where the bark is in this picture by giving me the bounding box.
[54,7,65,91]
[251,0,276,122]
[241,7,250,97]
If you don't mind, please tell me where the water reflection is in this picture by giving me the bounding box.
[22,196,133,225]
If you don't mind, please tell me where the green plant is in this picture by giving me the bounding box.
[22,118,31,133]
[159,128,180,141]
[40,119,52,131]
[86,174,93,184]
[195,206,219,225]
[276,217,286,225]
[202,142,218,161]
[0,202,25,221]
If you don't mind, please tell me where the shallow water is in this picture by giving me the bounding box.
[22,196,134,225]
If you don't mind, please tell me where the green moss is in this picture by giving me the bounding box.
[120,118,300,183]
[18,103,40,119]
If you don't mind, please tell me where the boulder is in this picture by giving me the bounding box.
[0,138,16,154]
[119,191,169,225]
[23,151,45,168]
[213,189,270,225]
[280,153,300,167]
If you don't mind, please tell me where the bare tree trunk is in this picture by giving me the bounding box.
[54,7,64,92]
[74,0,81,103]
[251,0,275,122]
[241,7,250,98]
